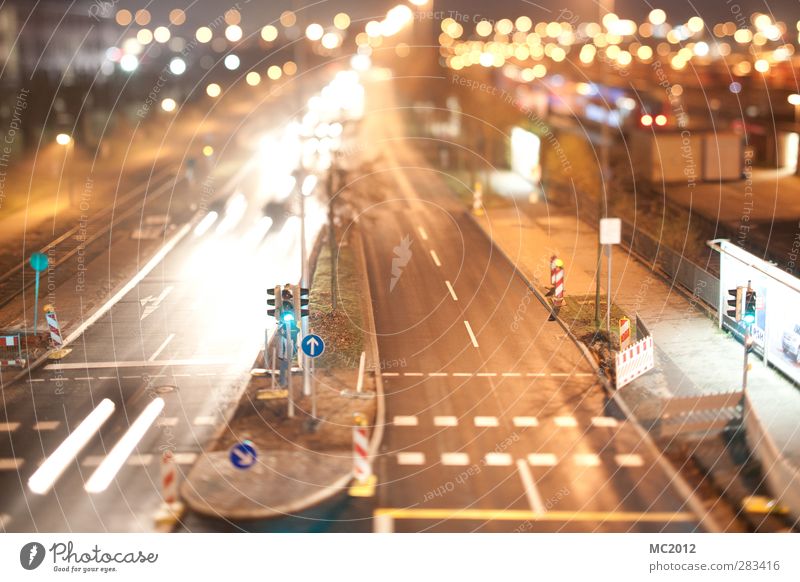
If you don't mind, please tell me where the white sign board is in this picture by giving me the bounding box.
[599,218,622,245]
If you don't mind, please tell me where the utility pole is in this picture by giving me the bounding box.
[328,165,338,311]
[299,182,311,397]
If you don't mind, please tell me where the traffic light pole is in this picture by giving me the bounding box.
[299,187,311,398]
[286,319,295,418]
[742,323,752,393]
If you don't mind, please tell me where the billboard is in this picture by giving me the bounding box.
[718,240,800,385]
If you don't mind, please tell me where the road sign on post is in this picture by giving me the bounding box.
[599,218,622,338]
[301,334,324,358]
[29,252,49,333]
[229,441,257,470]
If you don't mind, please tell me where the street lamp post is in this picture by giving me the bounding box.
[56,133,75,207]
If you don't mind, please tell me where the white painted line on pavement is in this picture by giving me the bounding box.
[474,416,499,427]
[382,372,400,377]
[502,372,522,377]
[28,378,44,383]
[527,453,558,466]
[85,397,165,493]
[516,459,546,514]
[554,416,578,427]
[417,226,428,241]
[484,453,513,466]
[429,249,442,267]
[441,452,470,466]
[74,377,93,381]
[156,417,179,427]
[477,372,496,377]
[615,454,644,467]
[33,421,60,431]
[128,454,153,466]
[551,373,569,377]
[397,452,426,465]
[45,358,234,370]
[445,280,458,301]
[453,372,473,377]
[393,415,418,427]
[592,417,619,428]
[0,458,24,470]
[403,372,424,377]
[463,320,479,348]
[0,422,20,433]
[374,512,394,533]
[140,286,174,321]
[574,454,601,467]
[28,399,115,495]
[575,372,594,377]
[434,416,458,427]
[428,372,448,377]
[527,373,546,377]
[512,416,539,428]
[172,452,197,465]
[149,333,176,362]
[97,376,117,380]
[193,416,216,426]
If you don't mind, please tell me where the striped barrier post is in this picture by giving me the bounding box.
[43,305,63,349]
[550,255,558,286]
[0,334,25,367]
[619,316,631,351]
[161,451,178,505]
[352,413,371,483]
[553,263,565,307]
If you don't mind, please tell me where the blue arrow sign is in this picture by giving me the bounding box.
[301,334,325,358]
[229,440,257,470]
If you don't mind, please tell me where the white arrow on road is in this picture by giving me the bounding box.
[139,286,173,321]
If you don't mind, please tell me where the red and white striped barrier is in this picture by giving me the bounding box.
[352,413,372,483]
[553,266,565,306]
[615,336,655,389]
[549,255,558,286]
[619,317,631,350]
[161,450,178,504]
[0,334,25,367]
[43,305,63,349]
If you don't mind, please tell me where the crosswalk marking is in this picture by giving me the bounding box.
[172,452,197,465]
[393,415,418,427]
[527,453,558,466]
[574,454,601,467]
[193,416,216,426]
[0,458,23,470]
[156,417,179,427]
[397,452,426,465]
[484,453,513,466]
[441,452,470,466]
[592,416,619,428]
[474,416,499,427]
[0,422,20,432]
[128,454,153,466]
[615,454,644,467]
[512,416,539,428]
[554,416,578,427]
[33,421,61,431]
[433,416,458,427]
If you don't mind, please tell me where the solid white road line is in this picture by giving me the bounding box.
[434,416,458,427]
[441,452,470,466]
[28,399,115,495]
[0,458,24,470]
[33,421,60,431]
[484,453,513,466]
[393,415,418,427]
[127,454,153,466]
[592,416,619,428]
[474,416,499,427]
[85,398,165,493]
[397,452,426,465]
[527,453,558,466]
[512,416,539,428]
[417,226,428,241]
[149,333,176,361]
[445,280,458,301]
[554,416,578,427]
[429,249,442,267]
[0,422,20,432]
[615,454,644,467]
[574,453,601,467]
[464,321,479,348]
[516,459,546,514]
[45,358,234,370]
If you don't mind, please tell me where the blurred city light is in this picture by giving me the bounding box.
[55,133,71,145]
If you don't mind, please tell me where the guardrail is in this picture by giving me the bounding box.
[742,389,800,523]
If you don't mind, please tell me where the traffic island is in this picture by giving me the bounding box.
[181,225,382,520]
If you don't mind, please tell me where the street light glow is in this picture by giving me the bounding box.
[55,133,71,145]
[206,83,222,98]
[161,98,177,113]
[788,94,800,106]
[224,54,240,70]
[306,23,324,41]
[225,25,243,42]
[169,58,186,75]
[120,54,138,72]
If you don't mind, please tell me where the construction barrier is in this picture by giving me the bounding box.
[552,261,564,307]
[549,255,558,286]
[615,336,655,389]
[0,334,25,367]
[352,413,372,483]
[161,451,178,504]
[43,304,63,348]
[619,316,631,351]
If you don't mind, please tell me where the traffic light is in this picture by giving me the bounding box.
[726,286,744,321]
[267,285,282,320]
[744,289,757,324]
[295,287,309,321]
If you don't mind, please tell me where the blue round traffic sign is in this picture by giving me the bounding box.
[229,440,257,469]
[301,334,325,358]
[29,252,49,272]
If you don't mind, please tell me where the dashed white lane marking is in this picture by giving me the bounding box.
[0,422,20,432]
[149,333,176,361]
[403,372,424,377]
[575,372,594,377]
[156,417,179,427]
[393,415,418,427]
[74,377,93,381]
[172,452,197,465]
[128,454,153,466]
[98,376,117,380]
[193,416,216,426]
[429,249,442,267]
[527,453,558,466]
[463,321,479,348]
[474,416,499,427]
[554,416,578,427]
[428,372,448,377]
[592,416,619,428]
[551,373,569,377]
[445,280,458,301]
[441,452,470,466]
[397,452,426,465]
[615,454,644,467]
[417,226,429,241]
[382,372,399,377]
[33,421,60,431]
[453,372,473,377]
[477,372,496,377]
[502,372,522,377]
[45,358,233,370]
[29,378,44,383]
[434,416,458,427]
[527,373,546,377]
[0,458,23,470]
[516,459,546,514]
[484,453,513,466]
[513,416,539,428]
[574,453,601,467]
